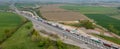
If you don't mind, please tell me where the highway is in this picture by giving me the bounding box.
[11,4,120,49]
[19,11,104,49]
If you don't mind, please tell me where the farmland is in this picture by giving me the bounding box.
[60,5,120,20]
[15,3,36,8]
[85,14,120,35]
[0,4,9,11]
[60,5,120,36]
[0,12,26,43]
[1,22,80,49]
[60,5,118,14]
[60,6,117,14]
[40,4,89,21]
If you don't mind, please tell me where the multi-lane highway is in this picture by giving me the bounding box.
[12,4,120,49]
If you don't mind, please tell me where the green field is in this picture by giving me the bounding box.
[85,14,120,35]
[1,22,80,49]
[15,3,36,9]
[60,5,118,14]
[0,12,26,43]
[60,5,120,20]
[1,22,33,49]
[0,3,10,11]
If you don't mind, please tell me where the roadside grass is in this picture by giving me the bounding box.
[0,22,34,49]
[63,20,95,29]
[1,22,80,49]
[66,23,82,27]
[85,14,120,36]
[0,12,26,43]
[92,34,120,45]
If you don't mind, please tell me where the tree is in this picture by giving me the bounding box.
[44,38,50,46]
[117,7,120,10]
[81,20,95,29]
[56,40,62,49]
[47,46,56,49]
[108,24,119,34]
[4,29,10,33]
[56,40,66,49]
[31,31,40,42]
[25,25,31,29]
[4,29,11,38]
[38,41,45,47]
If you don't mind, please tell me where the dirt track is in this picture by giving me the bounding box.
[40,4,89,21]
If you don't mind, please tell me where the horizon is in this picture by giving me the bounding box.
[0,0,120,3]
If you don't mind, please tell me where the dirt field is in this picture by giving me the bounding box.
[40,4,89,21]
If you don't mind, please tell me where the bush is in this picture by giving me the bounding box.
[38,41,45,47]
[47,46,56,49]
[31,30,40,42]
[4,29,11,38]
[117,7,120,10]
[25,25,31,29]
[67,20,95,29]
[68,23,82,27]
[80,20,95,29]
[34,9,47,20]
[108,24,119,34]
[56,40,67,49]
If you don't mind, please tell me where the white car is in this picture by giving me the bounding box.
[70,30,78,34]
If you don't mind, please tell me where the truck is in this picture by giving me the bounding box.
[90,37,101,43]
[70,30,76,34]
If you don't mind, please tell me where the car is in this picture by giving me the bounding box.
[46,22,51,25]
[103,43,111,47]
[60,27,66,30]
[51,23,57,27]
[38,19,42,22]
[34,17,38,20]
[56,25,64,30]
[65,29,70,32]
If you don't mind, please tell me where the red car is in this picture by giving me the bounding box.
[103,43,111,47]
[65,29,70,32]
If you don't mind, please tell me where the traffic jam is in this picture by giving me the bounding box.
[20,11,120,49]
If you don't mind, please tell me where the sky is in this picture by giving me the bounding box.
[0,0,120,3]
